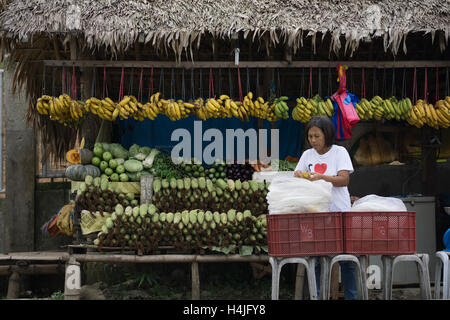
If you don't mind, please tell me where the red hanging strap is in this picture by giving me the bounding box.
[412,67,417,105]
[102,67,109,99]
[308,67,313,98]
[208,68,215,99]
[435,67,439,103]
[237,67,243,102]
[361,68,366,99]
[71,64,77,100]
[118,67,125,101]
[148,67,154,102]
[424,67,428,103]
[138,68,144,103]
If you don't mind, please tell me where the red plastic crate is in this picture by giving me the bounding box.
[266,212,343,257]
[343,211,416,255]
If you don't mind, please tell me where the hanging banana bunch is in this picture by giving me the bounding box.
[36,94,87,127]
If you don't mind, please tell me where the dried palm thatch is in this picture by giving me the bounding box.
[0,0,448,58]
[0,0,448,162]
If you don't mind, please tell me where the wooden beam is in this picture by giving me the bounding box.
[41,60,450,69]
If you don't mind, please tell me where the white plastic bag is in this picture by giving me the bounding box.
[266,176,333,214]
[351,194,407,212]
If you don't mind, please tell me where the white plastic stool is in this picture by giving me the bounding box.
[269,256,318,300]
[320,255,367,300]
[381,254,431,300]
[434,251,450,299]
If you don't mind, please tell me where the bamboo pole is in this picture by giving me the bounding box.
[0,264,65,276]
[191,261,200,300]
[65,254,269,263]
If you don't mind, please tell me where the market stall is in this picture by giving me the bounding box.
[0,0,449,300]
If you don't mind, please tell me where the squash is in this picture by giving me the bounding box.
[65,137,94,165]
[66,149,81,164]
[65,164,101,181]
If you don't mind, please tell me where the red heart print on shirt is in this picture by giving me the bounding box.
[314,163,327,174]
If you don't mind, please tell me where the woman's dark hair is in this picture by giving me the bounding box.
[305,116,335,147]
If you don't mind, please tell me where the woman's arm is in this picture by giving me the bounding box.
[309,170,350,187]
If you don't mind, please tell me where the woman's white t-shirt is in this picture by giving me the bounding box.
[294,145,354,211]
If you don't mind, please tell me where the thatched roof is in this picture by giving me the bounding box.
[0,0,449,57]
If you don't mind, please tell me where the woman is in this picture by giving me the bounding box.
[294,115,357,300]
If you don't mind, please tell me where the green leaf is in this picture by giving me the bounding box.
[239,245,254,256]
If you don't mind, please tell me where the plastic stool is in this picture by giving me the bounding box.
[320,255,367,300]
[269,256,318,300]
[434,251,450,299]
[381,254,431,300]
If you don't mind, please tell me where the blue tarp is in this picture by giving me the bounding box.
[117,114,304,162]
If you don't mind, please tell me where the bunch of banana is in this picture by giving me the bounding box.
[36,94,87,126]
[158,98,192,121]
[272,96,289,119]
[86,97,116,121]
[292,97,313,122]
[434,97,450,128]
[311,96,334,118]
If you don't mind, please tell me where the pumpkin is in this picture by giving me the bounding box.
[65,164,101,181]
[65,137,94,165]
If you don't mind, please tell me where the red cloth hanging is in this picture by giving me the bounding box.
[71,64,78,100]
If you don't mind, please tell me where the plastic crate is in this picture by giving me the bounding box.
[266,212,343,257]
[343,211,416,255]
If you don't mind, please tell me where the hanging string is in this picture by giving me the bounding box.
[401,68,406,99]
[137,68,144,102]
[118,67,125,101]
[391,67,395,97]
[372,68,377,98]
[191,69,195,101]
[91,67,97,98]
[128,68,134,97]
[102,67,109,99]
[246,67,250,94]
[182,69,186,101]
[218,68,222,96]
[148,67,154,102]
[228,68,233,99]
[412,67,417,105]
[424,67,428,103]
[318,68,322,97]
[443,67,449,97]
[52,67,56,97]
[208,68,215,99]
[435,67,439,103]
[308,67,313,98]
[42,64,46,96]
[327,67,332,96]
[277,68,281,97]
[256,68,259,96]
[237,67,243,102]
[361,68,366,99]
[71,64,78,100]
[61,66,65,94]
[170,68,175,98]
[382,68,386,98]
[199,69,203,99]
[349,68,353,92]
[159,68,165,97]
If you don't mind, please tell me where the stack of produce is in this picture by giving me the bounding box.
[75,175,138,214]
[356,96,413,121]
[93,204,268,255]
[292,95,334,122]
[151,177,269,215]
[178,159,226,180]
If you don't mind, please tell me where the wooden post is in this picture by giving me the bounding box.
[64,256,81,300]
[7,271,21,299]
[294,264,305,300]
[140,174,154,204]
[191,261,200,300]
[330,263,340,300]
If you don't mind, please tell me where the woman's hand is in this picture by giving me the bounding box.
[309,172,324,181]
[294,170,303,178]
